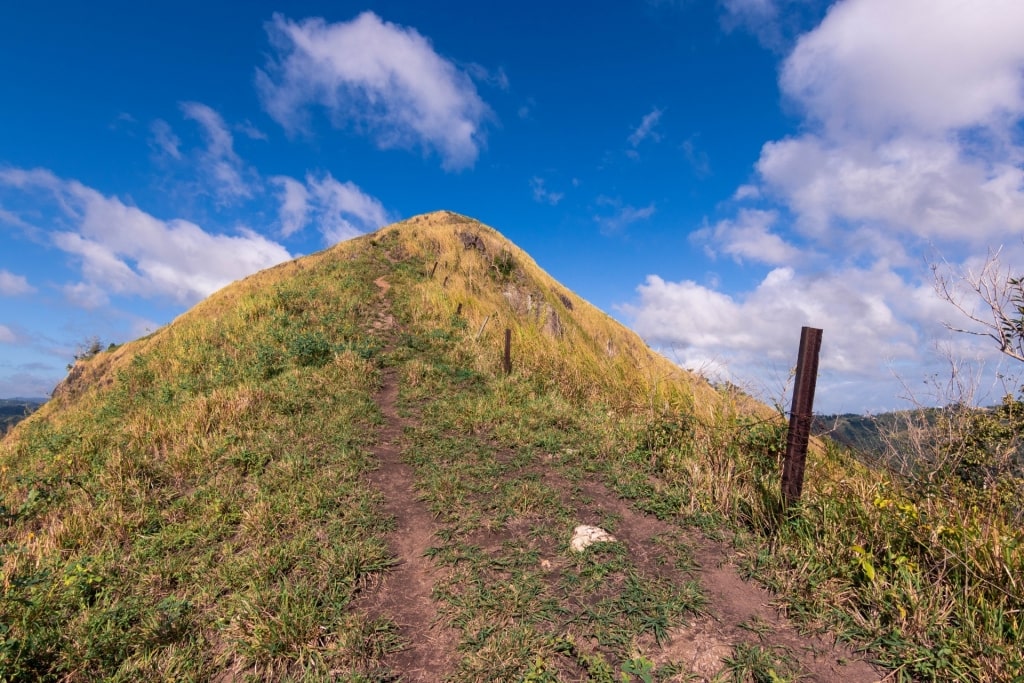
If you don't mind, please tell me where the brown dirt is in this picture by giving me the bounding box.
[357,276,459,680]
[360,368,460,681]
[572,479,890,682]
[360,275,891,682]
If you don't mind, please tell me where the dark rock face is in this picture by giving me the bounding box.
[502,285,564,339]
[458,231,487,254]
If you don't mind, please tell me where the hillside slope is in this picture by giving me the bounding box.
[1,212,1018,681]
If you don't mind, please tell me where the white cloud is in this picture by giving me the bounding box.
[782,0,1024,138]
[181,102,254,203]
[257,12,492,171]
[625,0,1024,411]
[529,177,564,206]
[755,0,1024,244]
[623,263,936,408]
[273,172,392,244]
[0,325,15,343]
[270,176,310,237]
[0,270,34,295]
[694,209,802,266]
[306,173,391,244]
[0,167,292,306]
[149,119,182,159]
[628,108,663,148]
[757,134,1024,243]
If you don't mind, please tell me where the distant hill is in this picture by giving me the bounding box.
[0,398,45,434]
[812,410,937,462]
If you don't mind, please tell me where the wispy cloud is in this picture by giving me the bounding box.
[717,0,826,52]
[0,325,16,343]
[681,138,711,178]
[464,62,510,91]
[0,167,291,307]
[272,172,392,244]
[149,119,182,159]
[529,177,564,206]
[257,12,492,171]
[595,196,656,235]
[235,120,268,141]
[628,107,664,148]
[0,270,35,295]
[181,102,254,203]
[270,176,310,237]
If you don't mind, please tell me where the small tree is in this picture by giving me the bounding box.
[67,336,104,369]
[930,248,1024,515]
[933,247,1024,363]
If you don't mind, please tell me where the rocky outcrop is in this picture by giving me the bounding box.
[502,285,564,338]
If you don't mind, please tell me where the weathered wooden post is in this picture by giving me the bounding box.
[503,328,512,375]
[455,303,462,316]
[430,261,438,279]
[781,326,823,507]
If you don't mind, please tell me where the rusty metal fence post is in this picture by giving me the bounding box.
[503,328,512,375]
[781,326,822,507]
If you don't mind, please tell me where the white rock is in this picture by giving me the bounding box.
[570,525,617,552]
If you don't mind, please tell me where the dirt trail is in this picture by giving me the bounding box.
[361,369,460,681]
[359,276,459,680]
[571,477,889,682]
[361,275,888,681]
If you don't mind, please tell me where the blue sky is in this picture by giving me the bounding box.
[2,0,1024,413]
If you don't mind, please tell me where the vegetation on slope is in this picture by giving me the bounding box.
[1,211,1021,681]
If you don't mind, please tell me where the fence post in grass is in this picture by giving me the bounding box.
[781,326,823,507]
[430,261,438,279]
[456,303,463,316]
[503,328,512,375]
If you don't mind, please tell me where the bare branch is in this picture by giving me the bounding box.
[933,247,1024,364]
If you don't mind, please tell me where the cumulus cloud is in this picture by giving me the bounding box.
[782,0,1024,137]
[694,209,802,266]
[627,0,1024,411]
[623,264,938,409]
[256,12,492,171]
[0,167,291,306]
[0,270,34,295]
[529,177,564,206]
[272,172,391,244]
[759,0,1024,241]
[757,135,1024,242]
[181,102,254,202]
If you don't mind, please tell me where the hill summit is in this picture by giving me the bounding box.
[5,211,1018,681]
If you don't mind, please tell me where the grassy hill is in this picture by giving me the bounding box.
[1,212,1021,681]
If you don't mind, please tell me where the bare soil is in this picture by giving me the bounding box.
[360,276,890,681]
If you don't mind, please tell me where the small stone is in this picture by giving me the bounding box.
[570,525,616,552]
